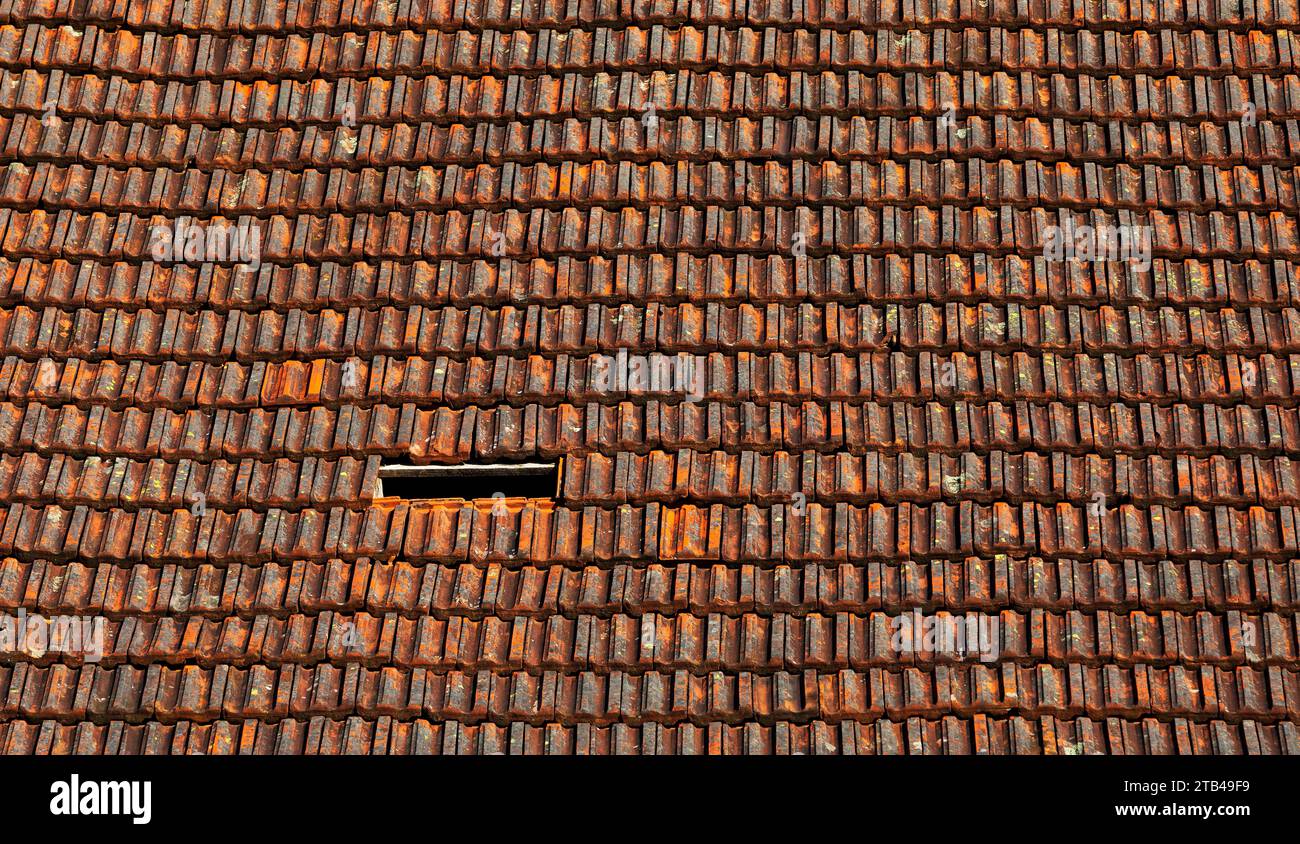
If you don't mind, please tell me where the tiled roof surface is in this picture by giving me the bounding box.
[3,0,1300,755]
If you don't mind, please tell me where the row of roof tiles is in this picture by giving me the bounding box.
[14,0,1300,32]
[6,351,1299,410]
[6,255,1293,311]
[8,160,1297,214]
[7,68,1291,124]
[6,114,1287,168]
[9,399,1300,462]
[7,447,1300,511]
[4,302,1298,360]
[9,257,1296,314]
[13,709,1300,755]
[2,607,1295,668]
[0,453,380,510]
[5,660,1297,722]
[9,207,1300,261]
[5,448,1300,511]
[7,712,1293,755]
[8,25,1299,78]
[5,557,1295,617]
[558,449,1300,506]
[3,498,1300,563]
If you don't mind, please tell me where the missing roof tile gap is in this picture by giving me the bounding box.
[376,460,561,501]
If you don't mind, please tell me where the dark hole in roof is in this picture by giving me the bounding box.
[377,461,560,501]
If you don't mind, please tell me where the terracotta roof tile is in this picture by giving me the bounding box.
[1,0,1298,754]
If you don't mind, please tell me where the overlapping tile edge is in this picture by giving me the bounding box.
[0,0,1297,754]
